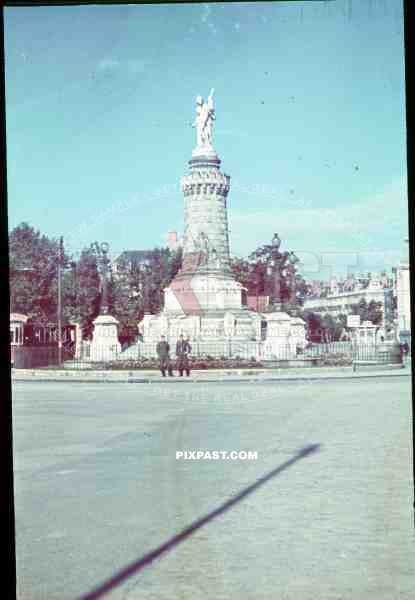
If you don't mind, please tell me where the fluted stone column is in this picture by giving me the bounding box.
[163,150,244,317]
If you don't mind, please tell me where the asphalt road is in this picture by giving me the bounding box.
[12,377,414,600]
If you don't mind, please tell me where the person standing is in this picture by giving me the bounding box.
[399,342,405,368]
[156,335,173,377]
[399,341,409,368]
[185,335,192,376]
[176,334,192,376]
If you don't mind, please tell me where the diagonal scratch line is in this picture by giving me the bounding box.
[79,443,321,599]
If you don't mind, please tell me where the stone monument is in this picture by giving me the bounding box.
[125,90,306,360]
[89,242,121,361]
[137,90,262,356]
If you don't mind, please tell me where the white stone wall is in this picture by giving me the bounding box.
[396,263,411,331]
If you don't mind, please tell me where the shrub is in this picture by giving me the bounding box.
[80,356,265,370]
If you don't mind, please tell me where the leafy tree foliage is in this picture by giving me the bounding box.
[350,297,383,325]
[301,311,324,342]
[9,223,68,322]
[230,257,252,291]
[367,300,384,325]
[320,313,350,342]
[301,310,349,343]
[9,222,183,344]
[230,240,306,313]
[111,246,183,345]
[69,246,101,340]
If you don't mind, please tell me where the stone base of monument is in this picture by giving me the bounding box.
[89,314,121,362]
[261,312,307,360]
[116,110,308,364]
[121,307,263,360]
[120,308,307,362]
[165,273,244,314]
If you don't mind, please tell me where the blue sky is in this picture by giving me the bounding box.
[5,1,408,278]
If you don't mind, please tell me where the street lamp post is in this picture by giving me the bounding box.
[249,234,300,314]
[57,236,64,366]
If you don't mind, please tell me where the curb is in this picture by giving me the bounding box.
[12,368,410,385]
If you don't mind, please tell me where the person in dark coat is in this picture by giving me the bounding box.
[156,335,173,377]
[399,342,405,367]
[399,341,410,367]
[176,334,192,376]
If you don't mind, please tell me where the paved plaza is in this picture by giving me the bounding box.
[12,377,414,599]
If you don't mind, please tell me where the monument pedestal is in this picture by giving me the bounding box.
[165,273,244,314]
[90,314,121,362]
[262,312,296,360]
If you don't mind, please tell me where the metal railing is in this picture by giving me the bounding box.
[12,345,73,369]
[13,339,407,370]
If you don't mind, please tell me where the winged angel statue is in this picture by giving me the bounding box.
[192,88,215,148]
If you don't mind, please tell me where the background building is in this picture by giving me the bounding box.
[393,239,410,340]
[303,273,393,328]
[166,230,180,250]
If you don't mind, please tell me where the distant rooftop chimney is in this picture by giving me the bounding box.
[167,230,178,250]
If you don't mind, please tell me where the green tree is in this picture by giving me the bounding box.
[141,247,177,314]
[321,313,335,342]
[9,223,69,322]
[111,246,183,345]
[112,259,142,345]
[70,245,101,340]
[230,257,252,290]
[321,312,352,342]
[350,297,368,322]
[301,310,349,343]
[301,310,324,343]
[350,297,383,325]
[336,313,349,340]
[230,237,307,313]
[367,300,383,325]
